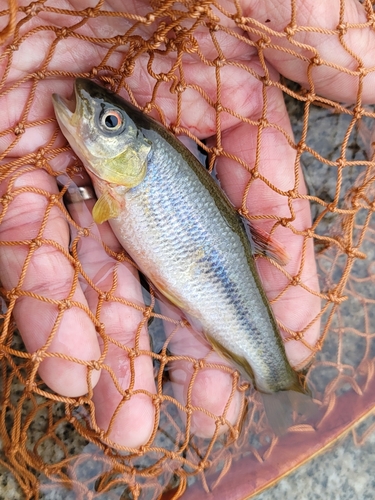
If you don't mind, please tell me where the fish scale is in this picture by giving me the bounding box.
[110,131,293,393]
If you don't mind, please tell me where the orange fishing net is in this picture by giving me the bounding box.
[1,1,375,499]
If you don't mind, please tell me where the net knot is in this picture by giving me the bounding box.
[297,140,306,152]
[215,101,223,112]
[1,193,14,205]
[73,260,82,272]
[251,169,259,179]
[189,3,210,18]
[6,288,19,301]
[212,146,223,156]
[128,349,136,359]
[173,81,186,93]
[24,1,44,17]
[58,299,72,311]
[78,227,90,237]
[143,102,152,114]
[145,12,156,24]
[305,228,314,238]
[83,7,97,18]
[234,16,247,26]
[152,395,163,406]
[292,331,304,341]
[90,360,101,371]
[206,20,219,31]
[280,217,289,227]
[291,276,300,286]
[25,379,37,391]
[285,24,297,37]
[33,71,45,80]
[31,350,44,364]
[49,194,59,204]
[143,307,152,319]
[158,352,169,365]
[56,28,71,39]
[287,189,298,199]
[198,460,210,471]
[305,92,316,103]
[214,56,226,67]
[36,148,46,160]
[9,42,19,52]
[14,123,25,136]
[116,251,127,262]
[327,291,346,304]
[123,390,132,401]
[337,22,349,36]
[157,73,170,82]
[35,156,47,168]
[357,65,367,77]
[90,67,99,78]
[185,404,193,416]
[327,202,336,212]
[193,359,206,370]
[261,76,272,86]
[345,246,366,260]
[152,30,167,45]
[311,56,323,66]
[353,105,365,119]
[257,37,271,49]
[30,237,43,249]
[96,323,105,334]
[215,416,226,427]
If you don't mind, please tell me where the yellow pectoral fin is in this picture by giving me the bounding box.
[93,191,122,224]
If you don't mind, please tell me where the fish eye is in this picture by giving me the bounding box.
[100,109,124,132]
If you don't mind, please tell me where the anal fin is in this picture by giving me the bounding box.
[244,220,290,266]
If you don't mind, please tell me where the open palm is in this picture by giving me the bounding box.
[1,0,373,447]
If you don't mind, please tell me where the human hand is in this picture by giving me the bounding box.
[1,0,373,447]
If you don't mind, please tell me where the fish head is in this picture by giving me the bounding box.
[52,78,151,188]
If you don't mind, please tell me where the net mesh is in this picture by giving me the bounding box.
[0,0,375,498]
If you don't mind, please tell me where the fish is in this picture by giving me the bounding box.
[52,78,309,403]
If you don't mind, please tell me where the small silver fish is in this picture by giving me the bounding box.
[52,78,307,398]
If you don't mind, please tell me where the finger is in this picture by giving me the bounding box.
[242,0,375,103]
[158,301,244,439]
[123,42,261,139]
[210,74,321,368]
[0,167,101,396]
[66,182,156,448]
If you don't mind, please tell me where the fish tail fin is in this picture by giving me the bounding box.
[261,379,318,436]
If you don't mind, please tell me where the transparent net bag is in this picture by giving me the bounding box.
[1,1,375,499]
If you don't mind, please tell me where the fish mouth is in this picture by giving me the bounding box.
[52,81,91,162]
[52,78,104,134]
[52,83,79,138]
